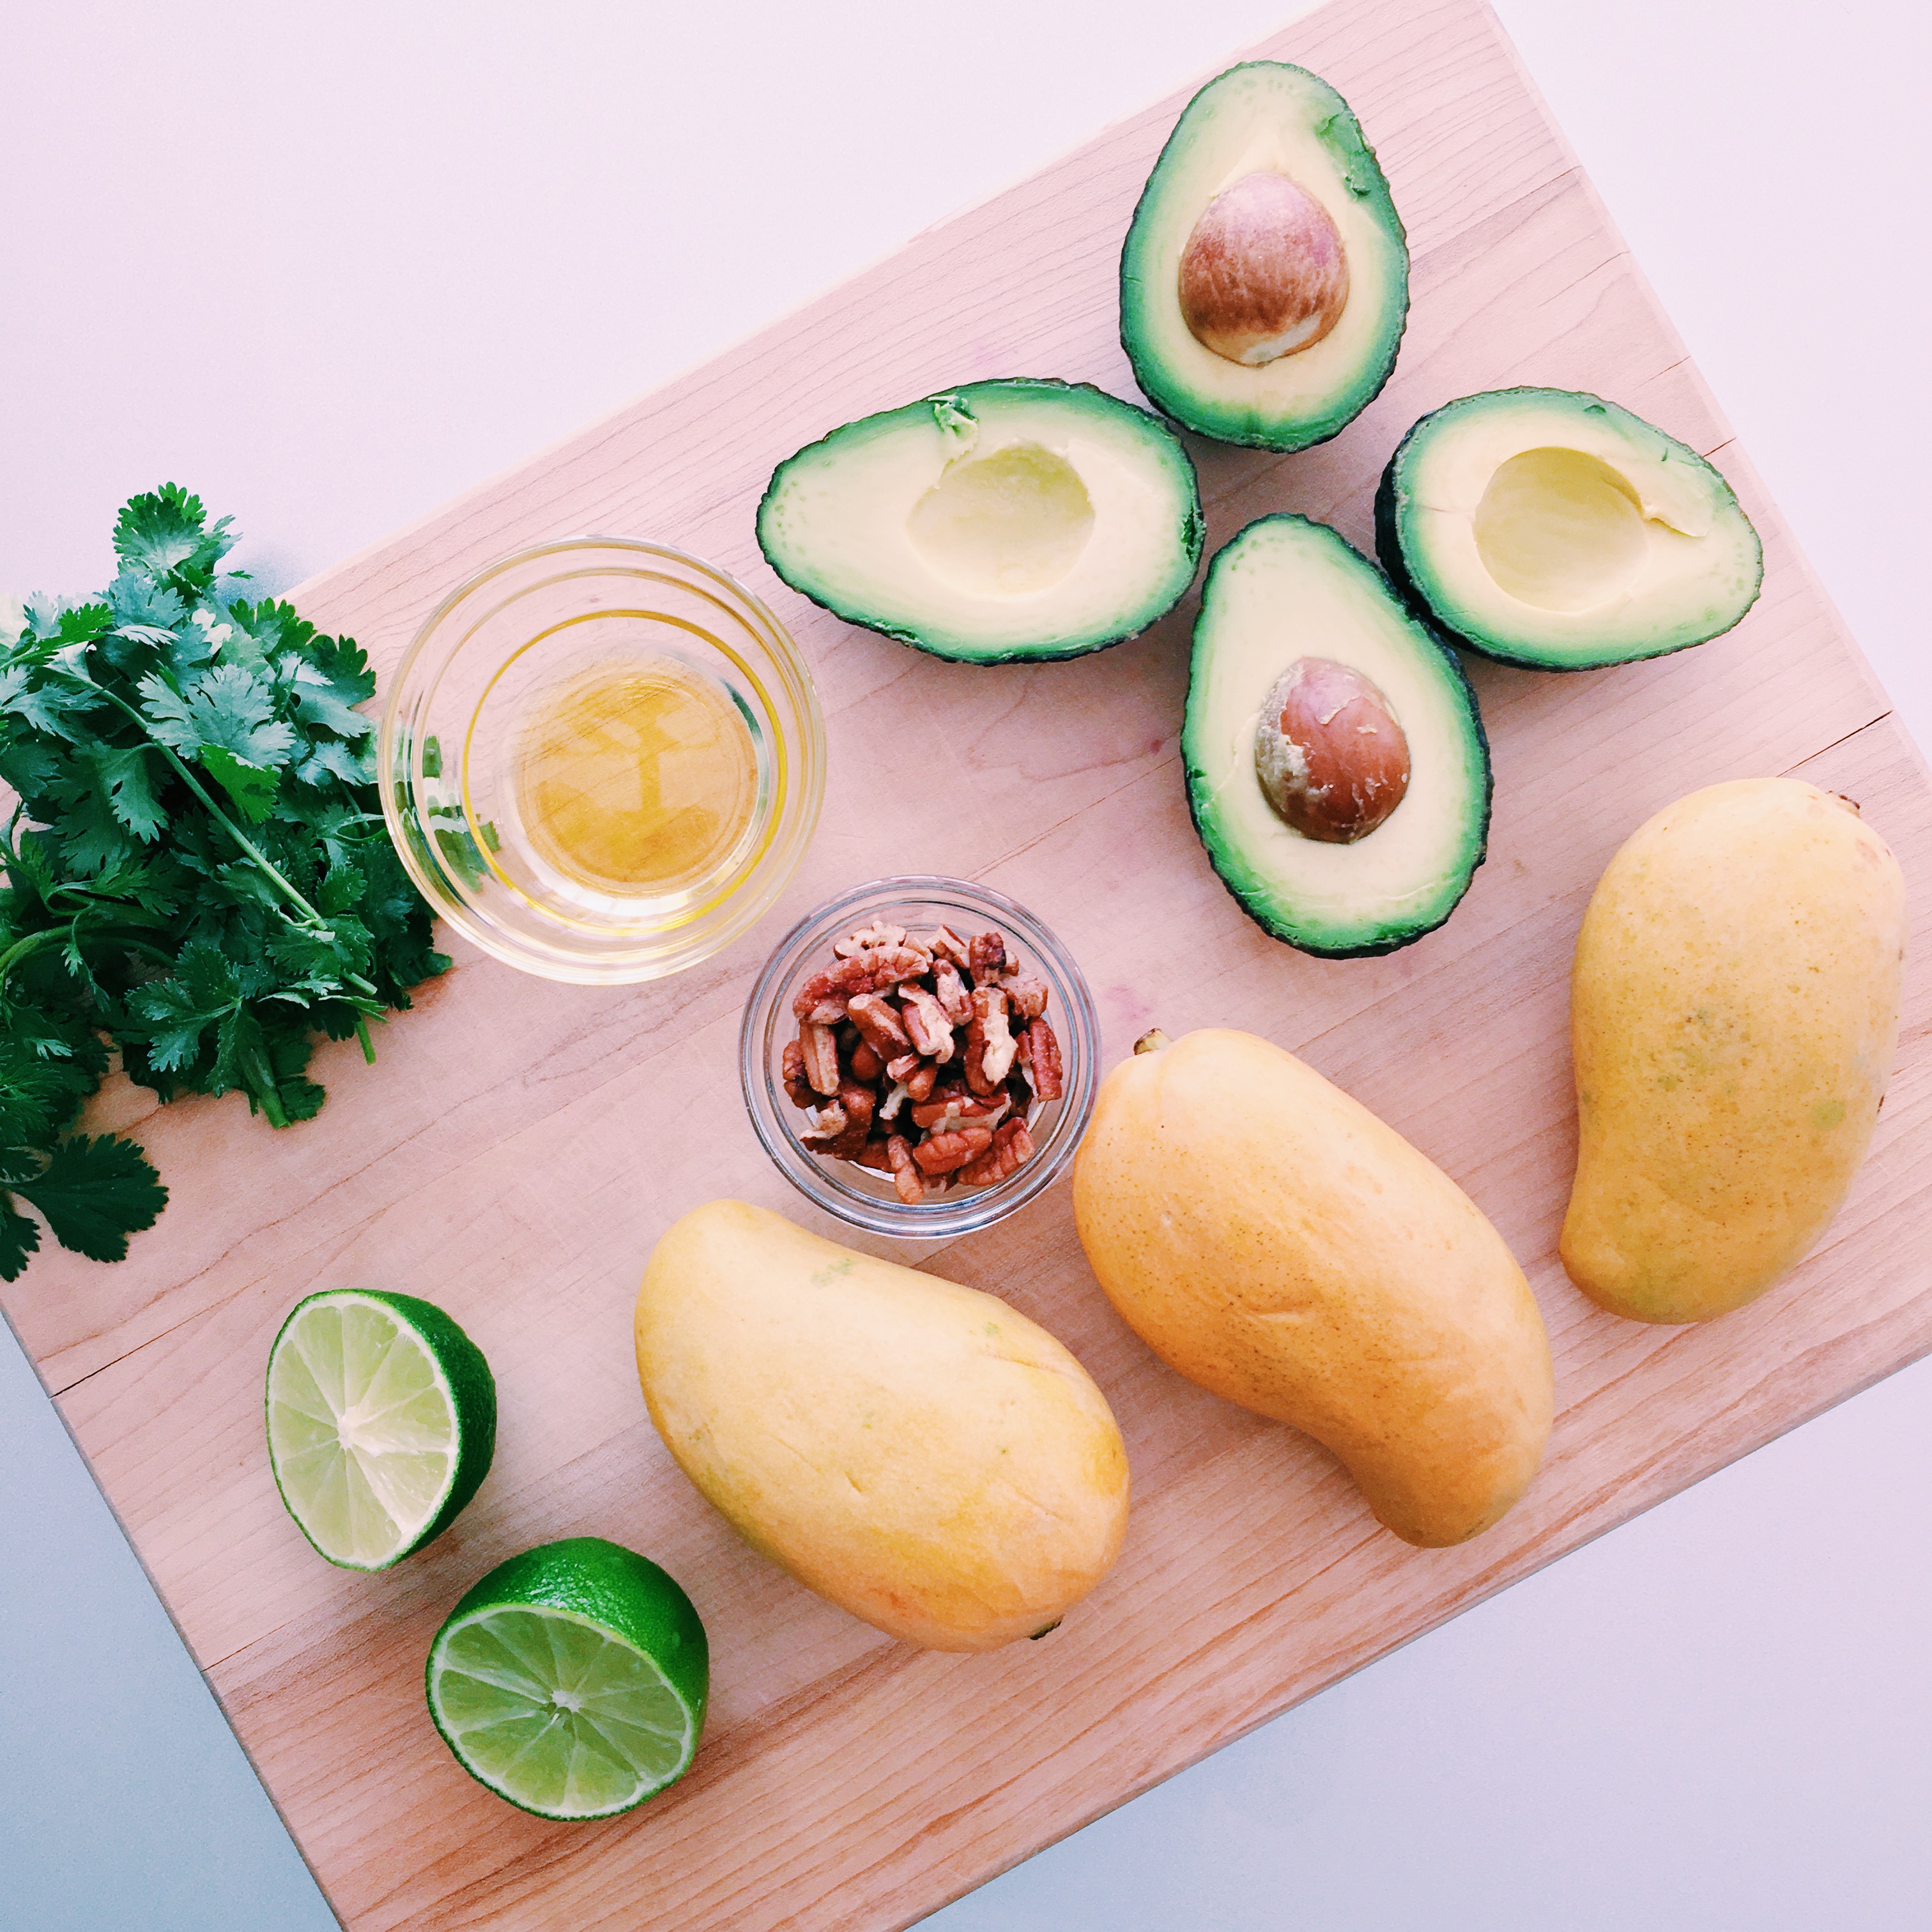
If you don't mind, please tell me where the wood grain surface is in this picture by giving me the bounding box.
[8,0,1931,1926]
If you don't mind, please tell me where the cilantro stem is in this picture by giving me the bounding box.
[0,928,65,985]
[354,1013,376,1064]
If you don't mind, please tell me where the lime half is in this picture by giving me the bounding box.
[426,1538,709,1820]
[264,1289,496,1570]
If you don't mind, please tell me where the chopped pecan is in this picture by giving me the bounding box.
[959,1117,1034,1187]
[931,958,972,1025]
[913,1124,994,1176]
[799,1020,841,1096]
[965,985,1015,1094]
[885,1135,923,1206]
[967,931,1007,982]
[847,992,913,1059]
[781,1039,815,1108]
[849,1040,884,1084]
[834,921,908,958]
[885,1052,921,1082]
[910,1092,1008,1132]
[899,984,953,1059]
[836,1078,875,1142]
[801,1100,847,1145]
[1023,1017,1063,1101]
[926,926,970,969]
[1000,972,1048,1019]
[791,969,849,1025]
[878,1078,912,1121]
[854,1138,894,1172]
[904,1061,939,1101]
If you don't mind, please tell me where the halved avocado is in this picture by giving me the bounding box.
[755,379,1202,664]
[1120,63,1409,453]
[1375,388,1763,670]
[1184,516,1490,957]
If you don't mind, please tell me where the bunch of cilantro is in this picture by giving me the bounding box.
[0,486,447,1280]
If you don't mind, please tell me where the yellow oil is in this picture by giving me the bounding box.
[514,657,756,896]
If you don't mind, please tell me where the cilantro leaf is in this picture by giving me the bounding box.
[137,663,298,769]
[113,484,234,598]
[201,746,279,824]
[88,743,168,840]
[7,1135,169,1269]
[127,938,243,1071]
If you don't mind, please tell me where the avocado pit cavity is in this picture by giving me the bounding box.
[1178,172,1349,367]
[907,441,1096,596]
[1472,447,1648,612]
[1255,657,1410,843]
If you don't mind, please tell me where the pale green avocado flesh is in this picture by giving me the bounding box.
[1376,388,1763,669]
[1121,62,1409,453]
[1184,516,1491,957]
[756,378,1202,663]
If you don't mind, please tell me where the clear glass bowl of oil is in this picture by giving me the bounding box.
[380,538,826,983]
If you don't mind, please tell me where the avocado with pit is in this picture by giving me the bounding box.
[755,379,1202,664]
[1375,387,1763,670]
[1120,63,1409,453]
[1184,516,1491,958]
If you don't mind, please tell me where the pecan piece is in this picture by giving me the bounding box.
[878,1078,912,1121]
[913,1124,994,1177]
[910,1092,1008,1132]
[965,985,1015,1095]
[931,958,972,1025]
[781,1039,815,1108]
[1000,972,1048,1020]
[967,931,1007,983]
[926,926,970,969]
[799,1020,841,1096]
[847,992,913,1059]
[834,921,908,958]
[885,1052,921,1083]
[1023,1018,1063,1101]
[899,984,953,1059]
[800,1100,848,1145]
[791,969,849,1025]
[853,1138,894,1172]
[904,1061,939,1101]
[958,1117,1034,1188]
[885,1134,924,1206]
[848,1040,884,1084]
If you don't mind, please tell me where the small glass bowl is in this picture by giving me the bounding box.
[741,877,1100,1238]
[379,537,825,985]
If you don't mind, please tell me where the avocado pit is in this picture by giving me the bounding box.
[1255,657,1410,843]
[1178,172,1349,367]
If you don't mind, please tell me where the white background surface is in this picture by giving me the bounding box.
[3,3,1929,1926]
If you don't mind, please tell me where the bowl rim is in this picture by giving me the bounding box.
[378,535,826,985]
[739,874,1100,1238]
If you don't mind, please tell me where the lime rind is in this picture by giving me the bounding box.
[425,1537,709,1821]
[264,1288,496,1572]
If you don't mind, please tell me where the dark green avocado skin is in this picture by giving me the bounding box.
[1119,62,1410,454]
[1184,515,1492,960]
[1374,387,1765,670]
[755,378,1203,665]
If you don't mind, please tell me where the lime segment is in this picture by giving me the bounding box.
[427,1538,709,1820]
[265,1289,496,1570]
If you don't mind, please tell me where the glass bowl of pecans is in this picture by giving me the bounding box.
[740,877,1100,1238]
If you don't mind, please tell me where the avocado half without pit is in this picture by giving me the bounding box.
[1184,516,1491,957]
[755,379,1203,664]
[1375,388,1763,669]
[1121,62,1409,453]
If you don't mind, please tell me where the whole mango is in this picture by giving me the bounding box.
[1563,778,1906,1322]
[636,1200,1129,1652]
[1073,1028,1552,1547]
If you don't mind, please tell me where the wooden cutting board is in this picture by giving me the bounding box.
[9,0,1931,1925]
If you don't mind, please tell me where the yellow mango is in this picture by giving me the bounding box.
[1563,778,1906,1322]
[635,1200,1129,1652]
[1072,1029,1552,1547]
